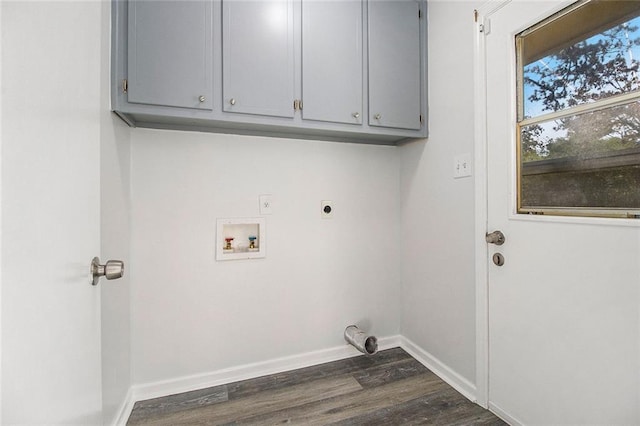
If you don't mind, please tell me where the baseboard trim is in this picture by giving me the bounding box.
[129,335,401,405]
[116,334,484,424]
[112,387,135,426]
[489,401,524,426]
[399,336,477,402]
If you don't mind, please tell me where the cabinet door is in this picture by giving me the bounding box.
[222,0,295,118]
[301,0,362,125]
[128,0,212,110]
[368,0,421,130]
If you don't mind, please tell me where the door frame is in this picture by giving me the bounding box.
[0,0,3,419]
[0,0,4,419]
[473,0,572,411]
[473,0,571,411]
[473,0,511,409]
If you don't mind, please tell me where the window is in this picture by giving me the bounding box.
[516,0,640,218]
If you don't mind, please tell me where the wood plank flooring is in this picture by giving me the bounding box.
[127,348,506,425]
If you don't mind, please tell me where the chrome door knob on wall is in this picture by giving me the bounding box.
[91,257,124,286]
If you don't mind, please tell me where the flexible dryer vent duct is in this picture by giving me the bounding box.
[344,325,378,355]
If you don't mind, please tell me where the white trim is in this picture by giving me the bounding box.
[400,336,477,403]
[473,0,512,409]
[509,211,640,228]
[519,89,640,127]
[489,401,525,426]
[0,0,3,420]
[130,335,401,403]
[112,388,135,426]
[472,5,488,410]
[476,0,510,23]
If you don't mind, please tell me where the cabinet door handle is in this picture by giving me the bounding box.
[374,113,381,120]
[352,112,360,119]
[229,98,236,106]
[198,95,206,103]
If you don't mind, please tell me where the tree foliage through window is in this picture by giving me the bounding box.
[521,17,640,162]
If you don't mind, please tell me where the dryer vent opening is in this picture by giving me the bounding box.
[344,325,378,355]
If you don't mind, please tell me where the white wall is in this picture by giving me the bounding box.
[100,1,132,423]
[130,130,401,385]
[125,0,480,400]
[400,0,480,386]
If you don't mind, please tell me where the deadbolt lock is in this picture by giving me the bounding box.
[492,253,505,266]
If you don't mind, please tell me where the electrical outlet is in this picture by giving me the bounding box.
[321,200,333,218]
[454,153,472,178]
[259,194,273,215]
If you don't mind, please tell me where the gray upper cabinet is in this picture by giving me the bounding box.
[127,0,213,110]
[112,0,427,144]
[222,0,295,118]
[368,0,422,130]
[301,0,363,125]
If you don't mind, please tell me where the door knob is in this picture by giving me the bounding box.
[91,257,124,286]
[486,230,505,245]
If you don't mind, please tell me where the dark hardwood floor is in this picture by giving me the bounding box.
[127,348,506,425]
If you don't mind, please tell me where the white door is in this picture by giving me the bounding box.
[484,1,640,424]
[2,2,103,423]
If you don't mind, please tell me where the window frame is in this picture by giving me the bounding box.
[515,0,640,219]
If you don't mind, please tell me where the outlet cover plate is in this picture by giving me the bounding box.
[454,153,472,178]
[259,194,273,215]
